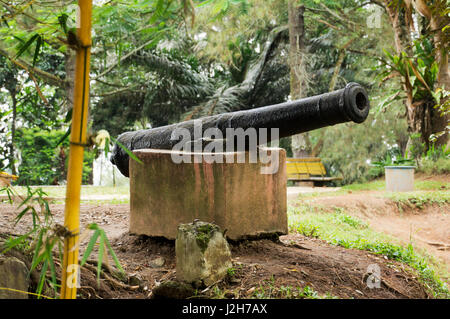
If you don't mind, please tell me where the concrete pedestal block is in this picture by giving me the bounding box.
[129,148,287,240]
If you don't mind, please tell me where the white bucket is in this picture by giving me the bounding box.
[385,166,415,192]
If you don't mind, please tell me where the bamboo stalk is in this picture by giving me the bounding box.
[60,0,92,299]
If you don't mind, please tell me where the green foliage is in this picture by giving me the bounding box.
[384,191,450,210]
[1,184,125,297]
[371,152,415,168]
[252,282,331,299]
[80,223,125,283]
[332,207,368,229]
[408,134,450,174]
[15,128,94,185]
[424,143,450,161]
[368,151,415,178]
[316,105,408,185]
[279,137,293,158]
[380,37,438,104]
[226,267,236,277]
[340,178,447,192]
[417,157,450,175]
[1,185,61,298]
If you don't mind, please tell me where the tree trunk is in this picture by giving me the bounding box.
[311,38,356,157]
[288,1,310,158]
[384,0,448,150]
[65,51,76,112]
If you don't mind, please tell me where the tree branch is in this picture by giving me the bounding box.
[0,47,66,87]
[93,85,138,97]
[94,38,157,80]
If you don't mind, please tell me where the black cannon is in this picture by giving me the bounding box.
[111,82,370,177]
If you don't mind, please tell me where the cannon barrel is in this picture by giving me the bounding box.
[111,82,370,177]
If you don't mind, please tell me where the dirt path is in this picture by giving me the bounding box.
[287,186,341,201]
[297,192,450,275]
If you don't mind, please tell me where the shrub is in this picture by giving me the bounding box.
[15,128,94,185]
[417,157,450,175]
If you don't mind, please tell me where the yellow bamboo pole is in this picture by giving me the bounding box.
[60,0,92,299]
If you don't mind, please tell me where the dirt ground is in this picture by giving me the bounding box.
[0,202,443,299]
[0,174,448,299]
[302,193,450,273]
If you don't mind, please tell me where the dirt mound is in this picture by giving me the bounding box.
[303,193,450,275]
[105,233,431,299]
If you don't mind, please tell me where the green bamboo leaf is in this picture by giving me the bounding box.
[64,108,73,123]
[58,13,69,34]
[6,187,13,204]
[88,223,99,230]
[149,0,165,24]
[17,192,33,209]
[29,231,44,271]
[57,240,63,264]
[31,208,37,229]
[32,35,42,67]
[56,126,71,146]
[110,136,143,164]
[104,234,124,274]
[12,35,25,44]
[16,33,39,58]
[197,0,215,8]
[46,242,57,290]
[97,235,105,282]
[30,231,47,272]
[14,206,31,225]
[43,200,50,215]
[80,229,100,266]
[36,259,48,298]
[2,17,9,28]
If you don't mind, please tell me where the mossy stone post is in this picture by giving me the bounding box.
[176,221,232,287]
[0,256,29,299]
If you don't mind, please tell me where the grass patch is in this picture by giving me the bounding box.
[252,283,335,299]
[288,205,450,298]
[2,185,130,198]
[292,178,448,202]
[383,190,449,209]
[248,275,335,299]
[342,179,448,192]
[341,180,386,191]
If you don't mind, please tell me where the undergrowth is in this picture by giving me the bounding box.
[384,191,449,210]
[0,185,125,298]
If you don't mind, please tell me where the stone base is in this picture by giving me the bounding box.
[129,148,287,240]
[176,221,232,286]
[0,256,29,299]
